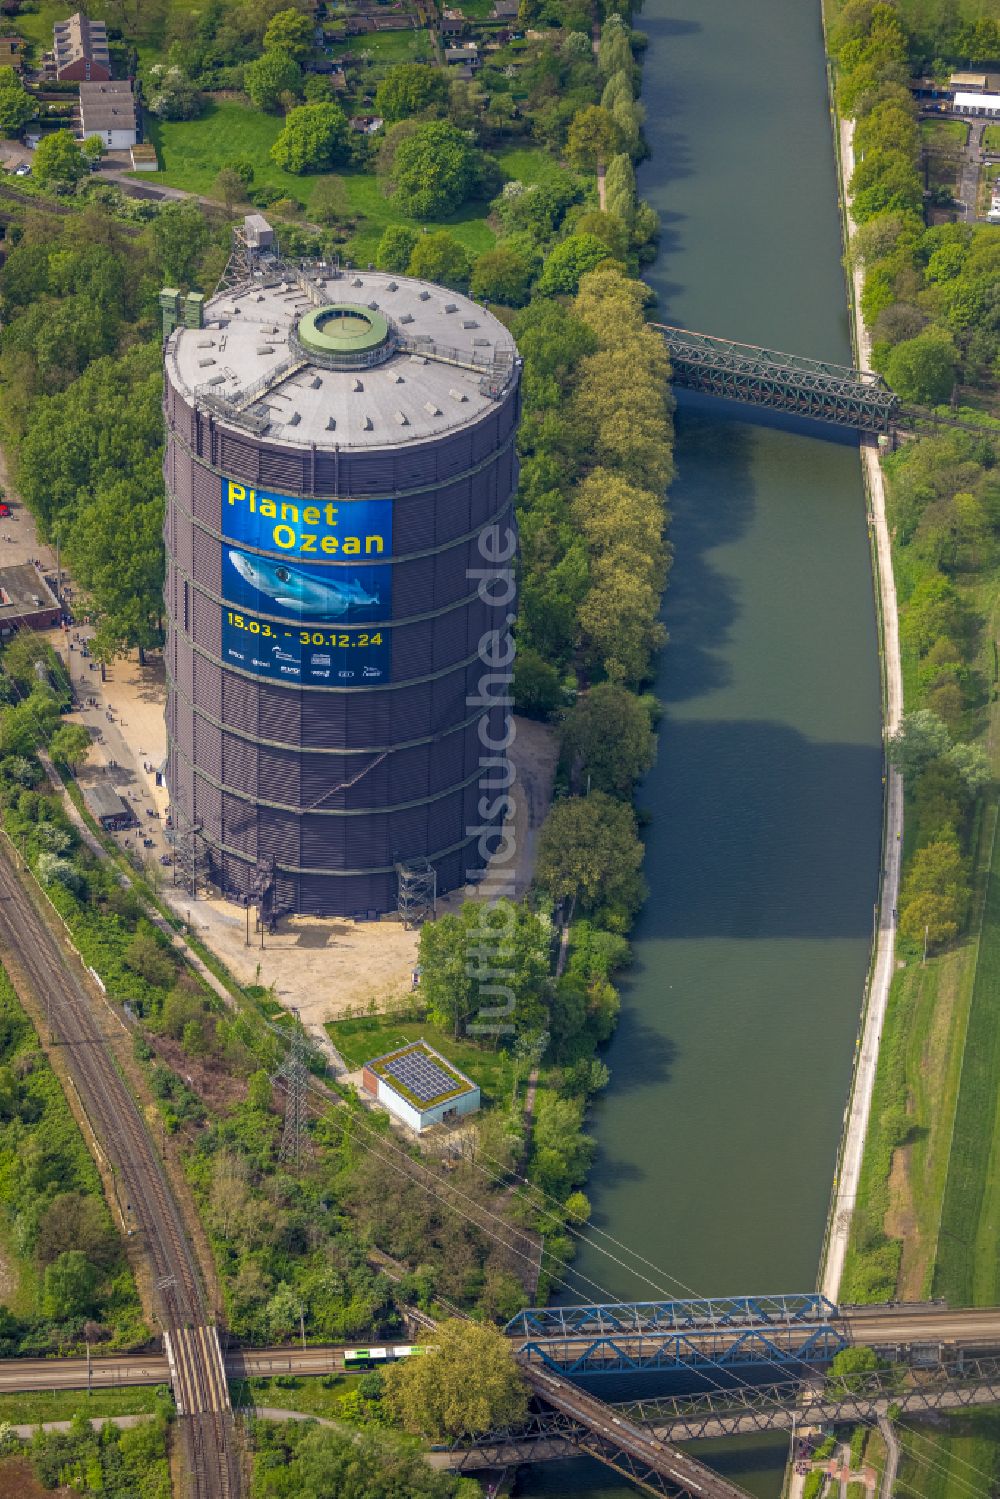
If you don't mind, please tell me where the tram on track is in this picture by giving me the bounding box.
[343,1345,431,1370]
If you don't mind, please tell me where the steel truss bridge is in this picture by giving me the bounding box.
[654,324,900,433]
[446,1354,1000,1477]
[508,1292,849,1376]
[654,324,1000,438]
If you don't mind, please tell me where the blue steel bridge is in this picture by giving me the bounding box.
[504,1292,1000,1376]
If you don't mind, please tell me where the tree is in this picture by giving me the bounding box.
[560,682,655,795]
[470,244,535,306]
[530,1093,595,1194]
[886,709,951,780]
[81,134,104,167]
[384,120,480,219]
[601,69,633,114]
[214,167,248,214]
[309,174,350,226]
[945,741,990,797]
[42,1250,99,1321]
[244,48,302,112]
[512,645,561,717]
[883,327,957,405]
[899,837,968,950]
[383,1319,528,1438]
[598,14,633,76]
[827,1345,882,1395]
[33,130,85,188]
[536,233,614,296]
[407,230,471,289]
[36,1193,117,1270]
[535,791,646,920]
[375,62,449,123]
[146,64,203,121]
[125,926,177,990]
[270,102,349,173]
[375,223,419,272]
[0,68,34,138]
[418,899,551,1038]
[262,7,315,59]
[151,199,210,285]
[604,151,637,226]
[566,105,624,172]
[250,1424,473,1497]
[48,722,92,771]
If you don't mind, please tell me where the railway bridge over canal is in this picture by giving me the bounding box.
[654,323,998,438]
[10,1295,1000,1499]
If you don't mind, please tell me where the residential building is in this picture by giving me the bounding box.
[78,79,137,149]
[442,7,466,36]
[52,11,111,81]
[445,41,480,67]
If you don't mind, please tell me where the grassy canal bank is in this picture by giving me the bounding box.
[827,0,1000,1349]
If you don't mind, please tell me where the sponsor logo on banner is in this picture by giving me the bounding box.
[222,609,390,684]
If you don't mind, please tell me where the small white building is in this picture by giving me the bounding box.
[362,1039,480,1133]
[953,89,1000,116]
[79,79,138,150]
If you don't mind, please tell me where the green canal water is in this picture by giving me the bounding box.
[522,0,884,1493]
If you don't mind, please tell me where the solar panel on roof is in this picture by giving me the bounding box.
[384,1050,460,1104]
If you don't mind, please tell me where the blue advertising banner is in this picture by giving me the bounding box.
[220,478,393,562]
[222,545,391,624]
[222,607,390,685]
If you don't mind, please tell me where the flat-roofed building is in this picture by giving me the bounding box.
[53,11,111,81]
[951,71,988,91]
[0,564,60,636]
[362,1039,480,1133]
[82,778,133,831]
[954,89,1000,115]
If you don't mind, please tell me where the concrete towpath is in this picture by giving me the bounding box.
[821,115,905,1304]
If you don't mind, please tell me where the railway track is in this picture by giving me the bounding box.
[0,844,240,1499]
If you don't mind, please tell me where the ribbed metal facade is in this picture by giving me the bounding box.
[162,339,520,917]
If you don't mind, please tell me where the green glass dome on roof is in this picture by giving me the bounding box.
[296,303,390,363]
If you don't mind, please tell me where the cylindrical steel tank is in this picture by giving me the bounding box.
[162,261,520,916]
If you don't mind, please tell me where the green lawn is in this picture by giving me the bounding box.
[0,1386,171,1426]
[327,1012,512,1106]
[934,805,1000,1305]
[985,124,1000,153]
[141,99,496,262]
[920,117,968,149]
[897,1413,1000,1499]
[231,1374,349,1419]
[497,145,569,186]
[336,30,432,64]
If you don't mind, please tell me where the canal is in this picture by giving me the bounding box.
[523,0,884,1494]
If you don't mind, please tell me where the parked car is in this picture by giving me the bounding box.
[13,164,30,177]
[0,503,12,518]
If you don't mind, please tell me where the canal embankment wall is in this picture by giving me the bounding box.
[816,41,906,1303]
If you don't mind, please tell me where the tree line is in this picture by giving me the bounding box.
[833,0,1000,408]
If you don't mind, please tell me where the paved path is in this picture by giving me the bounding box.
[5,1414,155,1437]
[876,1413,899,1499]
[959,120,985,220]
[821,117,905,1303]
